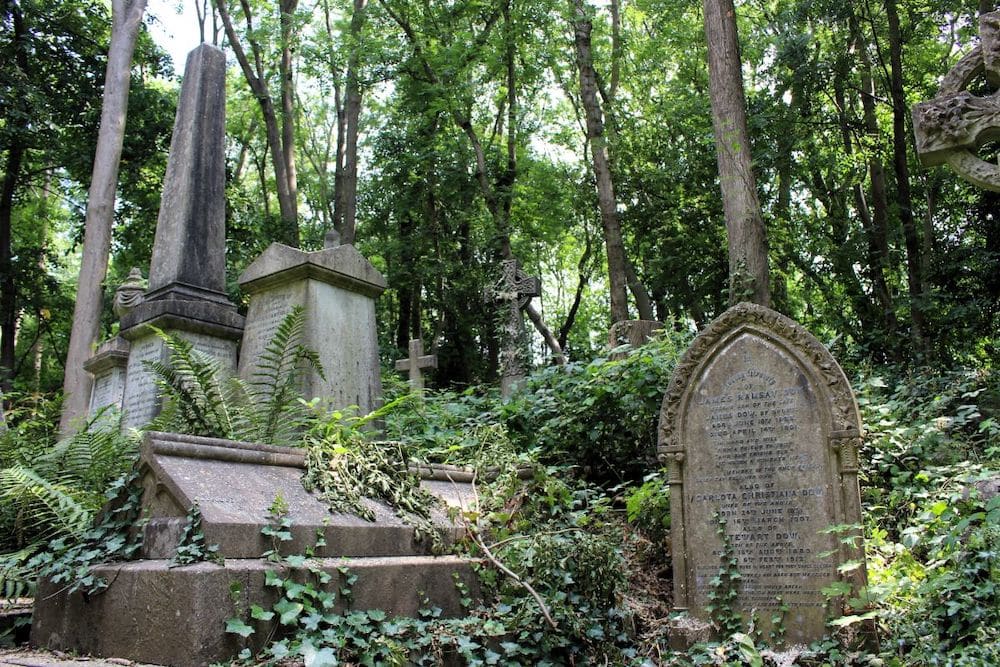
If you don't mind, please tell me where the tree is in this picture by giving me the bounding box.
[569,0,632,324]
[215,0,301,246]
[58,0,148,435]
[703,0,770,307]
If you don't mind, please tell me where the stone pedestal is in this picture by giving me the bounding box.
[83,336,130,424]
[118,307,244,430]
[238,242,387,415]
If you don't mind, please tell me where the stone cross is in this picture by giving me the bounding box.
[913,11,1000,191]
[394,338,437,391]
[485,259,541,397]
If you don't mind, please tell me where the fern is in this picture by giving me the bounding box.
[0,465,92,545]
[243,305,324,445]
[145,328,237,438]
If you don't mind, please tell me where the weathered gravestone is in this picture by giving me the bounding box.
[913,11,1000,192]
[395,338,437,391]
[485,259,541,397]
[237,233,386,414]
[607,319,664,360]
[657,302,867,645]
[31,431,481,666]
[118,44,244,430]
[82,269,145,425]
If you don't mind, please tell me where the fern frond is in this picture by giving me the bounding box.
[43,426,138,492]
[144,328,235,438]
[0,545,40,601]
[0,465,93,542]
[244,307,322,446]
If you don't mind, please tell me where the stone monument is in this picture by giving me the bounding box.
[394,338,437,391]
[657,302,867,645]
[237,233,386,415]
[82,269,145,424]
[913,11,1000,192]
[118,45,244,430]
[607,319,664,360]
[485,259,541,397]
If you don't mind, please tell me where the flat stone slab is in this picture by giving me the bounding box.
[31,556,478,667]
[138,432,470,559]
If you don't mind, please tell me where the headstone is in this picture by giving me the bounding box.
[913,11,1000,192]
[485,259,541,397]
[83,337,129,421]
[237,238,387,415]
[118,45,244,430]
[657,302,867,645]
[394,338,437,391]
[608,319,664,359]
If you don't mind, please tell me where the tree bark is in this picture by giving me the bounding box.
[59,0,147,435]
[340,0,367,244]
[850,13,898,348]
[215,0,298,245]
[703,0,770,307]
[570,0,631,324]
[885,0,926,352]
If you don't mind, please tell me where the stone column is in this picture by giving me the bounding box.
[119,45,244,430]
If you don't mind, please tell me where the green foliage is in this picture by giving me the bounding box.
[705,513,743,637]
[146,307,321,446]
[500,331,691,484]
[624,472,671,546]
[0,406,138,600]
[170,503,221,568]
[26,470,145,597]
[301,399,445,550]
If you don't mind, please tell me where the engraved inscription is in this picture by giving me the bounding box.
[122,336,165,429]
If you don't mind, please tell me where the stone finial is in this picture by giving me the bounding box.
[324,228,341,248]
[913,11,1000,191]
[113,267,146,319]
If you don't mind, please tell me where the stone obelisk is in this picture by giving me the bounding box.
[119,45,244,430]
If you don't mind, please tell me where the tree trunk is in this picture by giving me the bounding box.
[703,0,770,307]
[278,0,299,246]
[340,0,367,245]
[850,13,898,349]
[570,0,630,324]
[59,0,147,435]
[885,0,926,352]
[215,0,298,245]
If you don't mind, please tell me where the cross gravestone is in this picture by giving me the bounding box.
[118,45,244,430]
[237,233,386,415]
[658,302,867,646]
[485,259,541,397]
[395,338,437,391]
[913,11,1000,192]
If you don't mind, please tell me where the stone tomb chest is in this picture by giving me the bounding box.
[658,303,867,645]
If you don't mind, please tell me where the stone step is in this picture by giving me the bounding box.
[32,555,478,667]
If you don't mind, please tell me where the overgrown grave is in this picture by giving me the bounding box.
[657,302,872,647]
[30,43,491,666]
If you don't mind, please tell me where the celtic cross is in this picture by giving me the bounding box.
[913,11,1000,191]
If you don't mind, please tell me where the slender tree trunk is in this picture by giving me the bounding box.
[703,0,770,307]
[59,0,147,435]
[340,0,367,244]
[278,0,299,246]
[885,0,926,351]
[570,0,630,324]
[215,0,298,244]
[850,14,898,349]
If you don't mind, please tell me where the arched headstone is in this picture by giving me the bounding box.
[658,302,867,645]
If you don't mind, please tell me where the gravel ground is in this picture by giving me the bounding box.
[0,648,165,667]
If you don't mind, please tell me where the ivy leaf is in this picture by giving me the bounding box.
[224,618,254,638]
[250,604,275,621]
[274,598,305,625]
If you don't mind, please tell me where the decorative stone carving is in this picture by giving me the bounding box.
[913,11,1000,191]
[485,259,541,397]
